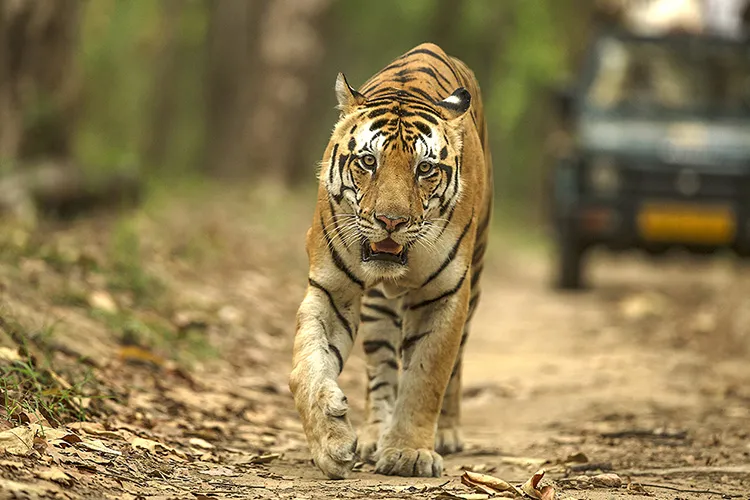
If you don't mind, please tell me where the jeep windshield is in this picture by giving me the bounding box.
[583,35,750,119]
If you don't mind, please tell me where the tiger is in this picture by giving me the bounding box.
[289,42,493,479]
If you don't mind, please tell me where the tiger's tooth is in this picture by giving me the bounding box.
[370,242,378,252]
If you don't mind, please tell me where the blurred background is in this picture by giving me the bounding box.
[1,3,750,496]
[0,0,610,224]
[0,0,747,224]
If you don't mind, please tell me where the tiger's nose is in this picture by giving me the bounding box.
[375,214,409,231]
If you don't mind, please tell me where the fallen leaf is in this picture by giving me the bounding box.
[590,473,622,488]
[0,424,67,455]
[0,346,22,363]
[199,466,238,477]
[499,456,549,468]
[521,469,555,500]
[563,452,588,464]
[130,436,185,460]
[0,459,24,469]
[0,427,35,455]
[458,463,497,473]
[35,467,76,487]
[188,437,214,450]
[88,290,118,313]
[461,471,523,497]
[246,453,281,464]
[67,422,124,440]
[118,346,166,367]
[437,494,491,500]
[0,478,57,495]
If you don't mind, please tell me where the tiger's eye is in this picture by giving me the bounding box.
[417,161,435,175]
[360,154,376,168]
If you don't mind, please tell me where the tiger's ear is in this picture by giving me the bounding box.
[437,87,471,121]
[335,73,366,114]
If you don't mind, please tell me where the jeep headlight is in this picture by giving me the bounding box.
[587,157,620,197]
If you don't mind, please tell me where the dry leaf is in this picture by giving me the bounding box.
[36,467,76,487]
[130,436,185,460]
[0,427,35,455]
[0,425,70,455]
[0,346,22,363]
[188,437,214,450]
[67,422,123,440]
[89,290,118,313]
[0,478,57,496]
[590,473,622,488]
[499,456,548,468]
[0,459,24,469]
[521,469,555,500]
[437,494,491,500]
[246,453,281,464]
[199,466,238,477]
[461,471,523,497]
[118,346,166,366]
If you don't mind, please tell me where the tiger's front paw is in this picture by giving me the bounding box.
[375,447,443,477]
[435,425,464,455]
[356,423,381,463]
[295,379,358,479]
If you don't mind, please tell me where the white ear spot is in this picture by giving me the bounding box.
[443,94,462,105]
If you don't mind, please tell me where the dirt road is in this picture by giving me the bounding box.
[262,250,750,499]
[1,207,749,499]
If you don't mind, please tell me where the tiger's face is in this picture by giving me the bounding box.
[327,74,471,277]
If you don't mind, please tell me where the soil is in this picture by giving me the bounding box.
[0,192,749,500]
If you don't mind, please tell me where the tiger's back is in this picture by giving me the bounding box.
[290,43,493,479]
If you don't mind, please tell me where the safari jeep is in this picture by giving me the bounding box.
[550,31,750,289]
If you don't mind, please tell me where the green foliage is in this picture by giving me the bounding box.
[107,217,164,307]
[70,0,581,220]
[0,317,99,426]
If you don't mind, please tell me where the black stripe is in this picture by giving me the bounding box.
[329,343,344,373]
[408,267,469,310]
[370,118,390,131]
[414,67,450,93]
[406,48,461,84]
[360,314,380,323]
[308,279,354,340]
[422,217,473,287]
[386,359,399,370]
[413,121,432,137]
[415,112,439,124]
[364,303,399,320]
[366,288,386,298]
[438,203,457,237]
[460,329,470,347]
[363,340,397,355]
[369,381,390,392]
[468,293,479,312]
[471,263,484,287]
[402,331,432,351]
[320,215,364,288]
[328,144,338,185]
[472,241,486,262]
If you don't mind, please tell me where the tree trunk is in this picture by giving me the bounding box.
[143,0,184,171]
[247,0,334,184]
[0,0,80,165]
[205,0,270,178]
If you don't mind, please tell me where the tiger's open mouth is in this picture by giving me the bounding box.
[362,238,407,265]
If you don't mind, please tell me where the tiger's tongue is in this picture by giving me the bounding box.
[370,238,403,255]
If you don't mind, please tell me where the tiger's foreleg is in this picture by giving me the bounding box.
[289,277,362,479]
[436,276,481,453]
[357,287,402,463]
[374,278,470,477]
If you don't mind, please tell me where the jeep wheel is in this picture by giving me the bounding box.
[555,227,586,290]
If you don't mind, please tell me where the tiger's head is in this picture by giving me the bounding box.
[325,73,471,278]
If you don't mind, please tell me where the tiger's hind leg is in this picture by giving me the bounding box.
[436,263,482,455]
[357,286,402,463]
